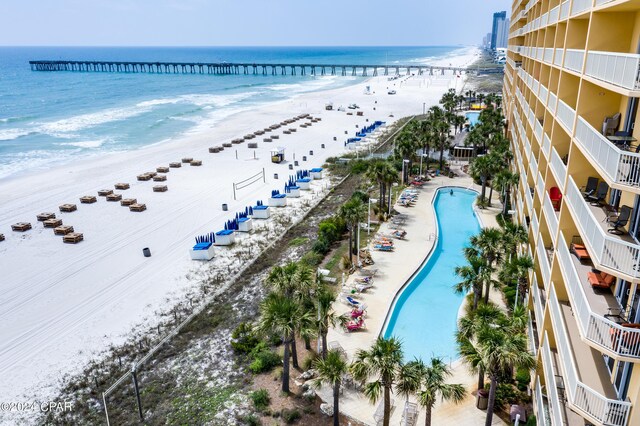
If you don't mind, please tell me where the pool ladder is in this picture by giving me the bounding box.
[428,233,437,241]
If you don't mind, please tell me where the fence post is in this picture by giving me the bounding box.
[131,365,144,421]
[103,393,110,426]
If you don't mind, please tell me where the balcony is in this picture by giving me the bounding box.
[525,181,534,212]
[544,193,560,237]
[548,5,559,25]
[565,175,640,279]
[557,100,576,133]
[556,229,640,360]
[537,233,552,285]
[541,331,568,426]
[535,379,552,426]
[548,91,558,114]
[574,116,640,188]
[539,84,549,105]
[530,153,539,178]
[544,47,554,64]
[549,147,568,191]
[528,315,539,356]
[532,208,540,236]
[548,283,631,425]
[535,119,544,143]
[584,51,640,92]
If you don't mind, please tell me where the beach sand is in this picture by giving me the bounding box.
[0,48,479,417]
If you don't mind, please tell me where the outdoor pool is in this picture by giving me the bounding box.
[383,187,481,362]
[466,111,480,127]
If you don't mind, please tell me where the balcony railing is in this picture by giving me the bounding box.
[548,92,557,114]
[531,154,539,179]
[574,116,640,187]
[541,331,565,426]
[557,99,576,132]
[571,0,593,16]
[537,234,552,285]
[559,0,570,20]
[531,212,540,242]
[565,176,640,279]
[525,181,533,212]
[544,194,559,236]
[542,133,552,160]
[544,47,554,64]
[584,50,640,91]
[528,315,538,356]
[565,49,585,73]
[537,171,545,202]
[548,5,559,25]
[549,147,567,191]
[535,380,552,426]
[548,283,632,425]
[531,272,545,323]
[557,230,640,362]
[539,84,549,105]
[535,119,543,143]
[554,47,564,67]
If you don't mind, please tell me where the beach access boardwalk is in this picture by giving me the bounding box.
[29,60,503,77]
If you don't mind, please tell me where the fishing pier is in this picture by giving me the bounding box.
[29,60,501,77]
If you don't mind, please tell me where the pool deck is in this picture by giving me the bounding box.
[318,173,508,426]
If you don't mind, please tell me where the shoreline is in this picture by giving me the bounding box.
[0,48,479,423]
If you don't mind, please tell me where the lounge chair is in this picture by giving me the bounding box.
[549,187,562,211]
[607,205,632,235]
[353,282,374,293]
[350,307,366,319]
[587,271,616,290]
[345,317,366,332]
[586,181,609,205]
[345,295,362,308]
[374,244,394,251]
[581,177,599,199]
[570,242,590,262]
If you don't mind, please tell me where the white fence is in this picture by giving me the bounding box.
[565,175,640,279]
[574,116,640,187]
[557,99,576,132]
[549,147,567,191]
[571,0,593,16]
[537,233,552,285]
[548,282,632,425]
[544,193,560,236]
[585,50,640,91]
[564,49,585,73]
[541,331,566,426]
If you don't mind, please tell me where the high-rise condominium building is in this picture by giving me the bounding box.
[492,11,510,49]
[504,1,640,425]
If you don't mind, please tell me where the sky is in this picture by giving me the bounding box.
[0,0,512,46]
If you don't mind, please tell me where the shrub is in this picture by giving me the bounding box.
[242,414,261,426]
[515,368,531,392]
[312,236,330,255]
[249,343,282,374]
[351,190,369,203]
[486,382,519,409]
[349,159,369,174]
[231,322,260,354]
[282,408,301,423]
[300,251,323,267]
[525,415,536,426]
[302,353,319,371]
[250,389,271,411]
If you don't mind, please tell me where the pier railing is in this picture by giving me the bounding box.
[29,60,502,77]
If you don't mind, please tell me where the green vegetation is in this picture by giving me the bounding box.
[166,383,239,425]
[249,388,271,411]
[288,237,309,247]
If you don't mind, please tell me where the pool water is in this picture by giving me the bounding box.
[466,111,480,126]
[383,188,480,362]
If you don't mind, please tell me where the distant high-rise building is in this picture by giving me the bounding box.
[491,11,508,50]
[485,32,492,50]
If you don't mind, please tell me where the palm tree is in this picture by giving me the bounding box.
[501,222,528,256]
[339,198,368,258]
[470,228,503,303]
[505,254,534,307]
[310,349,348,426]
[382,163,399,214]
[469,155,493,203]
[417,358,465,426]
[493,170,520,216]
[366,160,387,211]
[350,337,404,426]
[454,253,487,310]
[316,287,342,359]
[457,304,503,391]
[478,327,535,426]
[256,293,313,393]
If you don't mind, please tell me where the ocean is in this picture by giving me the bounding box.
[0,46,469,180]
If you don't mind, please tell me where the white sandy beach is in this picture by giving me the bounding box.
[0,48,479,422]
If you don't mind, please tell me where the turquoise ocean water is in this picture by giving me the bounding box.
[0,46,469,180]
[383,188,481,362]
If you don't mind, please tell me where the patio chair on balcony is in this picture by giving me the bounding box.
[602,112,621,136]
[586,181,609,206]
[607,205,632,235]
[570,237,591,262]
[549,187,562,211]
[581,177,599,199]
[587,271,616,290]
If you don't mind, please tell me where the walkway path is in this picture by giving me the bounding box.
[318,173,507,425]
